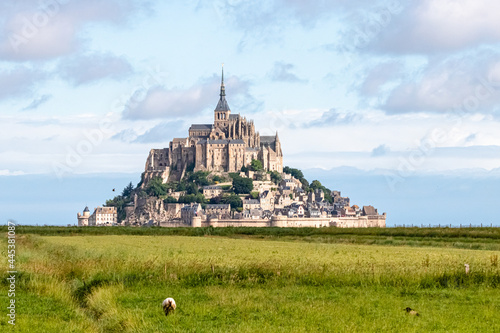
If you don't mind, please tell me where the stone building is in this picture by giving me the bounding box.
[77,206,90,226]
[78,206,117,226]
[203,185,223,199]
[142,67,283,186]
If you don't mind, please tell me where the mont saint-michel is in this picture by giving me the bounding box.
[78,68,386,228]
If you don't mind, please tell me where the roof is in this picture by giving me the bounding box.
[363,205,377,216]
[83,206,89,212]
[94,207,116,214]
[215,96,230,111]
[190,124,213,131]
[244,199,260,204]
[229,139,245,144]
[172,138,187,143]
[208,139,229,144]
[260,136,276,144]
[229,114,239,119]
[206,204,231,209]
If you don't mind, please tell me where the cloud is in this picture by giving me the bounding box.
[209,0,382,46]
[303,108,362,128]
[382,52,500,114]
[134,121,186,143]
[368,0,500,54]
[0,67,46,101]
[0,0,151,61]
[122,74,256,120]
[59,53,134,86]
[359,62,402,96]
[22,94,52,111]
[268,61,306,83]
[111,129,138,143]
[0,169,25,176]
[16,117,60,126]
[371,144,390,157]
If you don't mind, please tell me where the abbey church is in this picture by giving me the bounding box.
[142,68,283,184]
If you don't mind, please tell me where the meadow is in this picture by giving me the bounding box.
[1,227,500,332]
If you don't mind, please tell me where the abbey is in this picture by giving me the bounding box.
[143,68,283,184]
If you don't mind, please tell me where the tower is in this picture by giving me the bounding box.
[77,206,90,226]
[214,65,231,126]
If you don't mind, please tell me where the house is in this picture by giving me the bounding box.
[181,203,202,223]
[243,199,260,210]
[280,186,293,198]
[308,189,324,203]
[341,206,356,217]
[308,208,321,218]
[203,185,223,199]
[84,206,117,226]
[205,204,231,217]
[259,190,275,211]
[243,208,263,219]
[280,178,297,191]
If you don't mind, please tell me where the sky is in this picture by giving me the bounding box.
[0,0,499,226]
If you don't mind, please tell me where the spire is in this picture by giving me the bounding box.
[215,64,230,112]
[220,64,225,97]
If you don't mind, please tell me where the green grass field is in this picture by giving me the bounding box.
[1,227,500,332]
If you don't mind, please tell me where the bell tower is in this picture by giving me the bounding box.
[214,65,231,127]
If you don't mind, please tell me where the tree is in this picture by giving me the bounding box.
[240,165,249,173]
[146,177,168,197]
[187,171,211,186]
[105,195,130,223]
[310,180,323,190]
[309,179,333,203]
[186,182,199,195]
[270,171,282,185]
[221,193,242,209]
[232,175,253,194]
[122,182,134,197]
[250,159,263,171]
[301,179,310,191]
[212,175,226,183]
[164,196,177,204]
[178,193,206,204]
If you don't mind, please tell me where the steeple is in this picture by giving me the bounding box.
[215,65,230,112]
[220,65,225,97]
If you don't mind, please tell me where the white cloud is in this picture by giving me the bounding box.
[371,0,500,54]
[0,66,46,101]
[133,121,186,143]
[381,52,500,114]
[122,75,256,120]
[59,53,134,86]
[0,0,151,61]
[268,61,306,83]
[0,169,25,176]
[359,61,402,96]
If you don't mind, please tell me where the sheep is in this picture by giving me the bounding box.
[162,297,176,316]
[464,263,470,274]
[404,307,419,316]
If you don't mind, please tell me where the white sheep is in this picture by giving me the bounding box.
[162,297,176,316]
[464,263,470,274]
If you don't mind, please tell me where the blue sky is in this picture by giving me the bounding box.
[1,0,499,226]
